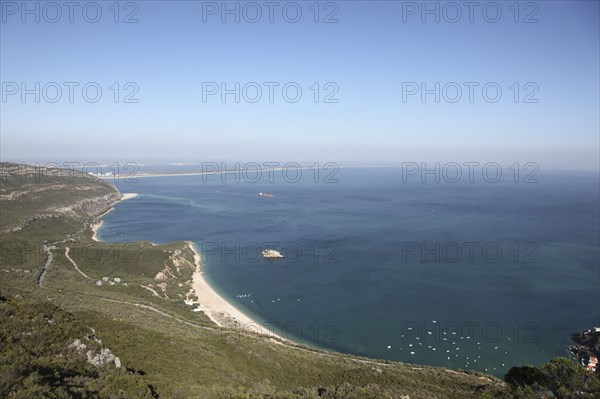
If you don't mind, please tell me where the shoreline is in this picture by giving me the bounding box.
[91,193,138,241]
[91,192,289,343]
[186,241,289,343]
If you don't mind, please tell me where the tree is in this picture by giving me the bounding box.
[505,357,600,399]
[541,357,600,399]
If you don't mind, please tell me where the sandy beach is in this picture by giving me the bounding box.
[91,192,287,342]
[91,193,138,241]
[187,241,289,342]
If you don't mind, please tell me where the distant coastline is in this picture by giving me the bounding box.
[94,164,390,179]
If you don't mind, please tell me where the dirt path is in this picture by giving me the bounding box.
[36,223,90,287]
[37,245,54,286]
[97,296,214,331]
[64,247,93,280]
[140,284,161,297]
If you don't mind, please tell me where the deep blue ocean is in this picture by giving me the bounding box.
[98,166,599,376]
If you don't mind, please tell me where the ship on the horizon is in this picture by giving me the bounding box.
[258,192,274,197]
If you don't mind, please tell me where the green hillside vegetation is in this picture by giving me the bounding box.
[0,297,157,399]
[1,162,598,398]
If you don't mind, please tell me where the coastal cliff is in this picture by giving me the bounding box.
[0,163,121,234]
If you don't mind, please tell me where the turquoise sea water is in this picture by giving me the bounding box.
[98,167,599,376]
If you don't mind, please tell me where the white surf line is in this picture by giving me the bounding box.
[121,193,138,200]
[64,247,93,280]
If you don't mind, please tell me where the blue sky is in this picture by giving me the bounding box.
[1,0,599,169]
